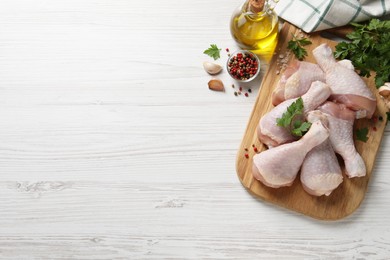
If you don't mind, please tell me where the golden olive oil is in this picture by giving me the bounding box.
[230,0,279,60]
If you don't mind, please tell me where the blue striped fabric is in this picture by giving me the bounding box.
[274,0,390,32]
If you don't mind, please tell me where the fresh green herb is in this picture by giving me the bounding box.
[287,34,312,60]
[334,19,390,88]
[203,44,221,60]
[276,97,312,137]
[291,121,312,137]
[356,127,369,142]
[276,98,304,128]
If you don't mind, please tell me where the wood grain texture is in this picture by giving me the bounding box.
[0,0,389,258]
[236,23,388,220]
[1,181,390,259]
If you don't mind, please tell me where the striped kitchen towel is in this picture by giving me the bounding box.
[274,0,390,32]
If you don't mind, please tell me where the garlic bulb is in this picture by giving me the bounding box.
[378,83,390,98]
[378,83,390,110]
[203,62,222,75]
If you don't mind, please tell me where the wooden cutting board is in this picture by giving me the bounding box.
[236,23,388,220]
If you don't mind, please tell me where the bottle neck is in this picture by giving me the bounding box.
[248,0,265,13]
[243,0,271,17]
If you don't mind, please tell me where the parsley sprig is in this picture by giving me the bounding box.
[203,44,221,60]
[287,34,312,60]
[276,97,311,137]
[334,19,390,88]
[356,127,369,142]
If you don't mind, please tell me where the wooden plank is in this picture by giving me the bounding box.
[236,23,388,220]
[0,181,389,258]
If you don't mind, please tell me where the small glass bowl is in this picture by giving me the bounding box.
[226,50,260,83]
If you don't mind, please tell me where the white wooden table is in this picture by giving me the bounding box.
[1,0,390,258]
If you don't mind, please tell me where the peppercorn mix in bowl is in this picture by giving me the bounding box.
[227,50,260,83]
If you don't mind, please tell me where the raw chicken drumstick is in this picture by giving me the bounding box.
[300,110,343,196]
[252,120,329,188]
[313,43,376,119]
[272,61,325,106]
[318,101,366,178]
[258,81,331,147]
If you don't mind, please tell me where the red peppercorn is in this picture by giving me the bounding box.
[227,52,258,81]
[254,147,258,152]
[373,126,377,131]
[245,93,249,97]
[245,153,249,159]
[226,48,229,52]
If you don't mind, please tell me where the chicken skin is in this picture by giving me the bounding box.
[272,61,325,106]
[253,120,329,188]
[318,101,366,178]
[258,81,331,147]
[300,111,343,196]
[313,43,376,119]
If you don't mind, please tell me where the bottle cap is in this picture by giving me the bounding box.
[249,0,265,13]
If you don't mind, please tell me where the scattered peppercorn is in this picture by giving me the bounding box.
[238,91,241,95]
[245,153,249,159]
[232,84,235,88]
[372,116,378,123]
[245,93,249,97]
[254,147,258,152]
[239,86,243,91]
[373,126,377,131]
[234,91,238,96]
[226,48,231,57]
[379,116,383,121]
[248,88,252,93]
[244,148,248,152]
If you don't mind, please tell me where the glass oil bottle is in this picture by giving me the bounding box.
[230,0,279,61]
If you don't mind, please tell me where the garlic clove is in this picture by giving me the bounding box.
[208,79,224,91]
[203,62,222,75]
[378,83,390,98]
